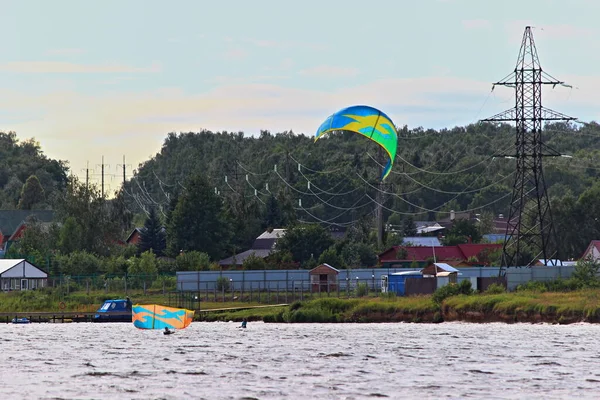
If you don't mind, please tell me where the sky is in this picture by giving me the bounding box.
[1,0,599,190]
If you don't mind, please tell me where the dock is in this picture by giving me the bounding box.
[0,311,129,323]
[0,304,290,323]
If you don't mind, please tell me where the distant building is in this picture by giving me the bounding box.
[125,226,166,246]
[218,229,286,269]
[0,210,55,256]
[581,240,600,263]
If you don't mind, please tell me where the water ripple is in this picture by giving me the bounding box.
[1,322,600,399]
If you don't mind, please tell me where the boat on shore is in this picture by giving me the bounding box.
[92,298,132,322]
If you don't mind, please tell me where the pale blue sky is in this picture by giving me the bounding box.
[1,0,598,188]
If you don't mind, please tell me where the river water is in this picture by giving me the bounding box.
[2,321,600,399]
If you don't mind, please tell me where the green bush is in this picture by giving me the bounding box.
[432,280,473,305]
[151,275,177,291]
[485,283,506,294]
[355,282,368,297]
[216,277,230,291]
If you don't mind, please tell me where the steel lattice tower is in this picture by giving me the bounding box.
[481,26,576,268]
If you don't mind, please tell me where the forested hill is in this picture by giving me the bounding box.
[0,131,68,209]
[126,121,600,258]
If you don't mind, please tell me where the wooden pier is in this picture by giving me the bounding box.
[0,311,131,323]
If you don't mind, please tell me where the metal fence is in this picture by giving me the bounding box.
[36,265,577,303]
[46,273,176,295]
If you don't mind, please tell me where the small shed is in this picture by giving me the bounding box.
[421,263,460,286]
[387,270,423,296]
[309,263,339,293]
[0,259,48,291]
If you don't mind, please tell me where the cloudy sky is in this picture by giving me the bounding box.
[1,0,598,189]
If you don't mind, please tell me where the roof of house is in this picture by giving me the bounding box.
[0,259,26,274]
[379,243,502,263]
[125,226,166,243]
[9,221,57,241]
[416,223,445,234]
[0,259,47,277]
[0,210,54,237]
[256,229,286,240]
[310,263,340,273]
[456,243,502,259]
[581,240,600,259]
[218,249,272,266]
[402,237,442,247]
[126,228,142,243]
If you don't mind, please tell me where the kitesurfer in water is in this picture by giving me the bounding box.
[239,318,247,328]
[164,327,173,335]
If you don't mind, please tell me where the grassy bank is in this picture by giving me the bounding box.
[199,291,600,324]
[4,286,600,324]
[443,290,600,324]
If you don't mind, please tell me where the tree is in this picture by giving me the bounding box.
[318,247,345,269]
[443,219,482,245]
[242,253,267,270]
[264,194,283,229]
[275,224,334,267]
[5,216,53,265]
[54,177,125,256]
[138,207,166,256]
[18,175,45,209]
[572,257,600,287]
[402,216,417,236]
[176,251,211,271]
[167,174,231,260]
[58,217,82,254]
[128,250,159,288]
[477,211,495,238]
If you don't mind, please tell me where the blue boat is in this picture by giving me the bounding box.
[93,298,133,322]
[11,317,30,324]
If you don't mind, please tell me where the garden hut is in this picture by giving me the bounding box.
[421,262,460,287]
[309,263,339,293]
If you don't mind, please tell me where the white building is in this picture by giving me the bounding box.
[0,259,48,291]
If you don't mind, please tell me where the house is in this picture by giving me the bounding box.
[437,210,476,230]
[416,222,445,235]
[0,259,48,291]
[581,240,600,263]
[218,229,286,268]
[126,228,143,245]
[309,263,339,293]
[125,226,166,246]
[378,243,503,268]
[9,220,56,242]
[0,210,55,254]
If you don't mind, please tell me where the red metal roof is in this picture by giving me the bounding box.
[457,243,502,259]
[379,243,502,263]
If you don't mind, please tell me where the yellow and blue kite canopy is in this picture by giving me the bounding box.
[315,105,398,181]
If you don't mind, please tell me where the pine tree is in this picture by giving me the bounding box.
[138,207,166,256]
[18,175,45,209]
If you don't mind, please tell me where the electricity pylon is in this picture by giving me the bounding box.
[481,26,576,268]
